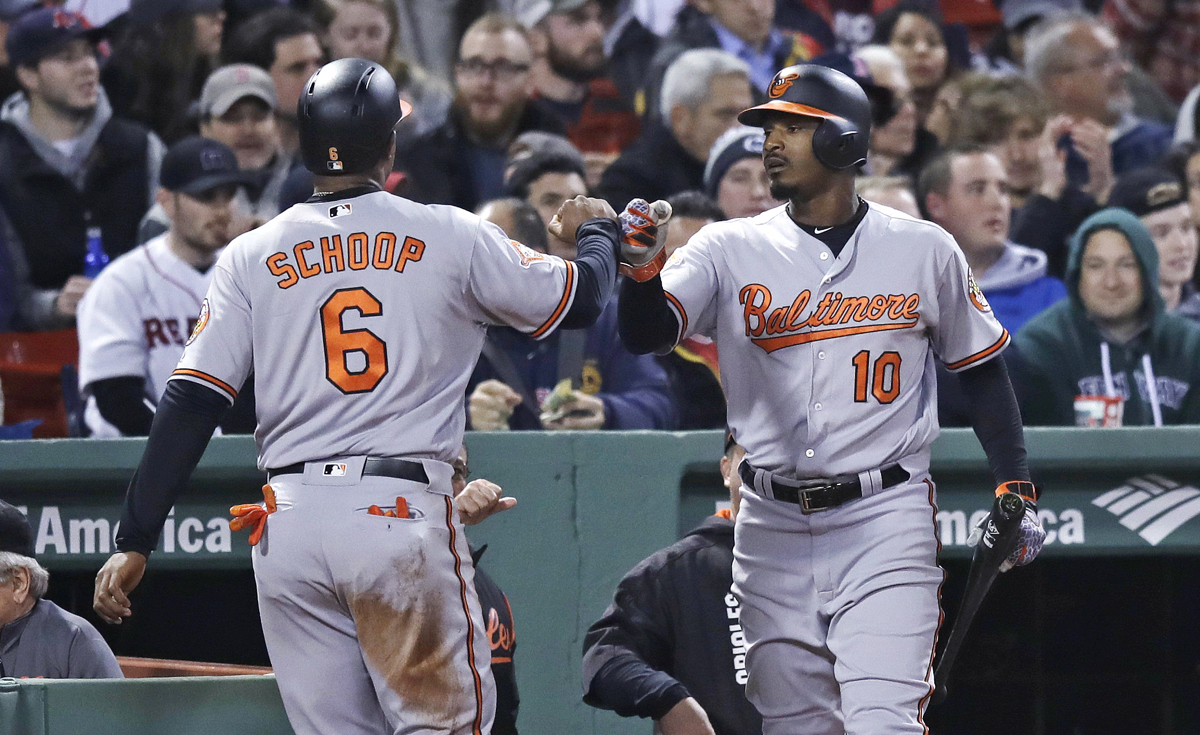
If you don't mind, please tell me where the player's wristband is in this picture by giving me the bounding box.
[996,481,1038,507]
[618,249,667,282]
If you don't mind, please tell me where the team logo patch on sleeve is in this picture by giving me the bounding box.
[507,239,546,267]
[967,270,991,312]
[186,299,210,345]
[329,203,352,218]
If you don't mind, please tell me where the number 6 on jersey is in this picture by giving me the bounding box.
[321,287,388,393]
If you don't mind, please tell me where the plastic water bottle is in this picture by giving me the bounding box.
[82,215,108,278]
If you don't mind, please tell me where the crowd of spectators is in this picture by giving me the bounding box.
[0,0,1197,442]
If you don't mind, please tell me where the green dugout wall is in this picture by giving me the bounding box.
[2,427,1199,734]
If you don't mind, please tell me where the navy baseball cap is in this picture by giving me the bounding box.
[161,136,252,196]
[0,499,34,558]
[6,8,105,69]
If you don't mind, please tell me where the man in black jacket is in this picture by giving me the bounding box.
[0,8,163,330]
[582,435,761,735]
[598,49,752,210]
[394,14,566,212]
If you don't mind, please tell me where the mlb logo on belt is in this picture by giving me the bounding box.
[330,203,352,218]
[324,463,347,476]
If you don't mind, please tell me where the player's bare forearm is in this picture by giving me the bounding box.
[114,380,230,556]
[958,357,1030,485]
[618,276,680,355]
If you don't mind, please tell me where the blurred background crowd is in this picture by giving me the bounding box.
[0,0,1198,439]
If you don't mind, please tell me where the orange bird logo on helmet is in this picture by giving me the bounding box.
[768,70,800,99]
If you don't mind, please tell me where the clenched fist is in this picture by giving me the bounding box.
[456,479,517,525]
[469,379,521,431]
[547,195,617,244]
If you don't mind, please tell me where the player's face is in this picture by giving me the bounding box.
[527,170,588,232]
[1078,229,1144,325]
[20,39,100,115]
[200,98,280,171]
[672,73,753,163]
[543,2,606,82]
[761,113,825,201]
[932,152,1011,256]
[992,116,1043,196]
[696,0,774,47]
[1142,202,1198,288]
[270,33,325,120]
[455,29,534,140]
[887,13,947,91]
[663,215,711,258]
[326,1,392,66]
[717,157,775,219]
[168,187,237,255]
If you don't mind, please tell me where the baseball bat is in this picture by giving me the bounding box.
[930,491,1026,705]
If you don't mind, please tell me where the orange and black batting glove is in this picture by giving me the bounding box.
[230,484,278,547]
[995,480,1038,508]
[618,198,673,282]
[367,497,410,519]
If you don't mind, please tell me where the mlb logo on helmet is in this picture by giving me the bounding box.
[769,70,800,99]
[328,147,343,171]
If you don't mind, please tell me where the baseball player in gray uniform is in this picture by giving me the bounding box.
[617,65,1047,734]
[92,58,622,735]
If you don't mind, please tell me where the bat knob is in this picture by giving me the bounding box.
[998,492,1025,518]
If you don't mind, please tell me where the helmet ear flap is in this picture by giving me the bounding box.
[812,117,866,171]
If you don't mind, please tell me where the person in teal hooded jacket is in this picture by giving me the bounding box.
[1013,207,1200,426]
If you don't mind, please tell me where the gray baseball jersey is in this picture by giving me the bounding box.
[77,234,213,437]
[172,190,577,469]
[661,201,1008,734]
[661,202,1008,477]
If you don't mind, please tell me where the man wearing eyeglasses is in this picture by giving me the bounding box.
[395,13,567,212]
[1024,13,1172,190]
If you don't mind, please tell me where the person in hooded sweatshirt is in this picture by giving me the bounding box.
[1013,207,1200,426]
[918,144,1068,427]
[918,144,1067,334]
[0,8,163,330]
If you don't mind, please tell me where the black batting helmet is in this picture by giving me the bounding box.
[738,64,872,171]
[298,58,412,176]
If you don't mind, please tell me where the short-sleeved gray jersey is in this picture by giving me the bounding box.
[171,191,578,469]
[660,203,1007,477]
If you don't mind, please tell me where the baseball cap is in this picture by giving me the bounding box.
[1002,0,1081,31]
[704,126,765,198]
[200,64,278,119]
[5,7,105,69]
[161,136,252,196]
[0,499,34,558]
[514,0,589,28]
[1108,168,1187,218]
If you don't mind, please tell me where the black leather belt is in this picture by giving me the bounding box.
[739,462,909,513]
[267,458,429,484]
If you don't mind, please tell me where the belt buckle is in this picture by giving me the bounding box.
[798,488,824,514]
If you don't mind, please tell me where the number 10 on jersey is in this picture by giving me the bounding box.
[852,350,900,404]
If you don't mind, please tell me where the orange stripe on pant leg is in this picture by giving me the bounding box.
[917,478,945,734]
[444,496,484,735]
